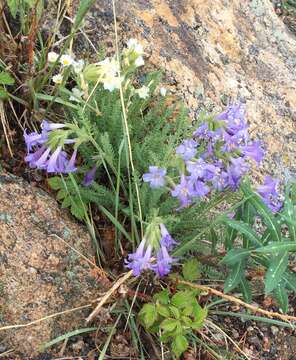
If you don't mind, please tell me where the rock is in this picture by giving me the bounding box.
[79,0,296,181]
[0,172,103,357]
[271,325,279,335]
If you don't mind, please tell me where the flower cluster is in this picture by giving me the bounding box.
[257,176,282,213]
[24,121,77,174]
[125,223,177,277]
[143,103,265,209]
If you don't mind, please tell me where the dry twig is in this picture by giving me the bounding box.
[180,280,296,324]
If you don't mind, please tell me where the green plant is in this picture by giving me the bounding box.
[221,180,296,312]
[139,259,207,358]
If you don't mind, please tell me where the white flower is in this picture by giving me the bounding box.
[73,59,85,74]
[48,51,59,63]
[52,74,63,84]
[136,86,149,99]
[98,57,120,76]
[60,54,74,67]
[135,56,145,67]
[160,87,167,96]
[69,87,84,102]
[127,38,144,55]
[102,75,123,92]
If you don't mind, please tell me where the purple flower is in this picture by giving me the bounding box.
[171,175,195,209]
[191,179,210,197]
[143,166,166,188]
[159,223,177,251]
[125,239,152,276]
[46,146,64,173]
[240,141,264,164]
[208,128,224,143]
[224,166,242,190]
[65,149,77,173]
[229,157,250,177]
[24,130,43,151]
[152,246,176,277]
[193,123,208,138]
[32,146,52,169]
[212,170,228,191]
[218,103,248,135]
[257,176,282,213]
[176,139,197,161]
[25,146,48,168]
[41,120,66,132]
[82,165,97,186]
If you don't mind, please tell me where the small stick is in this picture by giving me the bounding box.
[180,280,296,323]
[86,270,133,323]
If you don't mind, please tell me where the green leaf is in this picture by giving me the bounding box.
[56,189,67,200]
[73,0,96,31]
[222,218,262,247]
[153,289,170,305]
[160,318,179,332]
[191,303,207,329]
[0,87,8,100]
[225,208,241,250]
[182,258,200,281]
[169,306,181,319]
[48,177,62,190]
[265,253,289,293]
[171,291,195,308]
[255,242,296,254]
[156,304,170,318]
[282,271,296,293]
[171,335,188,358]
[61,196,72,208]
[283,185,296,241]
[224,261,245,293]
[0,71,15,85]
[70,202,85,220]
[241,182,281,242]
[239,277,252,303]
[220,248,251,266]
[6,0,19,18]
[273,283,288,313]
[139,303,157,329]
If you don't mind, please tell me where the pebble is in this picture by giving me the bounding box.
[271,326,279,336]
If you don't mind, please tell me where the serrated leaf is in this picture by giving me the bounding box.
[70,202,85,220]
[191,303,207,329]
[139,303,157,329]
[48,176,62,190]
[171,291,195,308]
[160,318,179,332]
[239,277,252,303]
[224,261,245,293]
[153,289,170,305]
[172,335,188,358]
[220,248,251,266]
[169,306,180,319]
[56,189,67,200]
[222,218,262,247]
[0,72,15,85]
[61,196,72,209]
[255,242,296,254]
[182,258,200,281]
[273,283,288,313]
[156,304,170,318]
[265,252,289,294]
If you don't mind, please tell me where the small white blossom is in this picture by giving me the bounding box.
[102,75,123,92]
[127,38,144,55]
[135,56,145,67]
[60,54,74,67]
[136,86,149,99]
[52,74,63,84]
[160,87,167,96]
[48,51,59,63]
[69,87,84,102]
[98,57,120,76]
[73,59,85,74]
